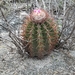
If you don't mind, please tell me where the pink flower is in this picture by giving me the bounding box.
[34,9,41,13]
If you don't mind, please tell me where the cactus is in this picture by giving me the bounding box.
[21,8,59,58]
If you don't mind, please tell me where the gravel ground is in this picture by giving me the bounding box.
[0,3,75,74]
[0,34,75,75]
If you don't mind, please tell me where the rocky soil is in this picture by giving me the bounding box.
[0,33,75,75]
[0,2,75,75]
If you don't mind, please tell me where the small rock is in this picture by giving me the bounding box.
[69,51,75,58]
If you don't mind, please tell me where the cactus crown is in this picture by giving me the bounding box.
[30,8,48,23]
[21,8,59,59]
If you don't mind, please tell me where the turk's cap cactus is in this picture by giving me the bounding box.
[20,8,59,58]
[30,8,49,23]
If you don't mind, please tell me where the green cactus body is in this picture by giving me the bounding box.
[21,9,58,58]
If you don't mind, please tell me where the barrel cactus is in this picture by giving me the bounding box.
[21,8,59,59]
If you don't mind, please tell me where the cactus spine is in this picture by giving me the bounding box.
[21,8,59,58]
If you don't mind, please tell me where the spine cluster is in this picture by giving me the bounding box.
[21,9,59,58]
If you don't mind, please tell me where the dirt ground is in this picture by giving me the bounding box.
[0,33,75,75]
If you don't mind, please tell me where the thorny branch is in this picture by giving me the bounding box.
[59,4,75,47]
[0,7,28,57]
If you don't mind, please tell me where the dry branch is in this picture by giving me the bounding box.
[0,7,28,57]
